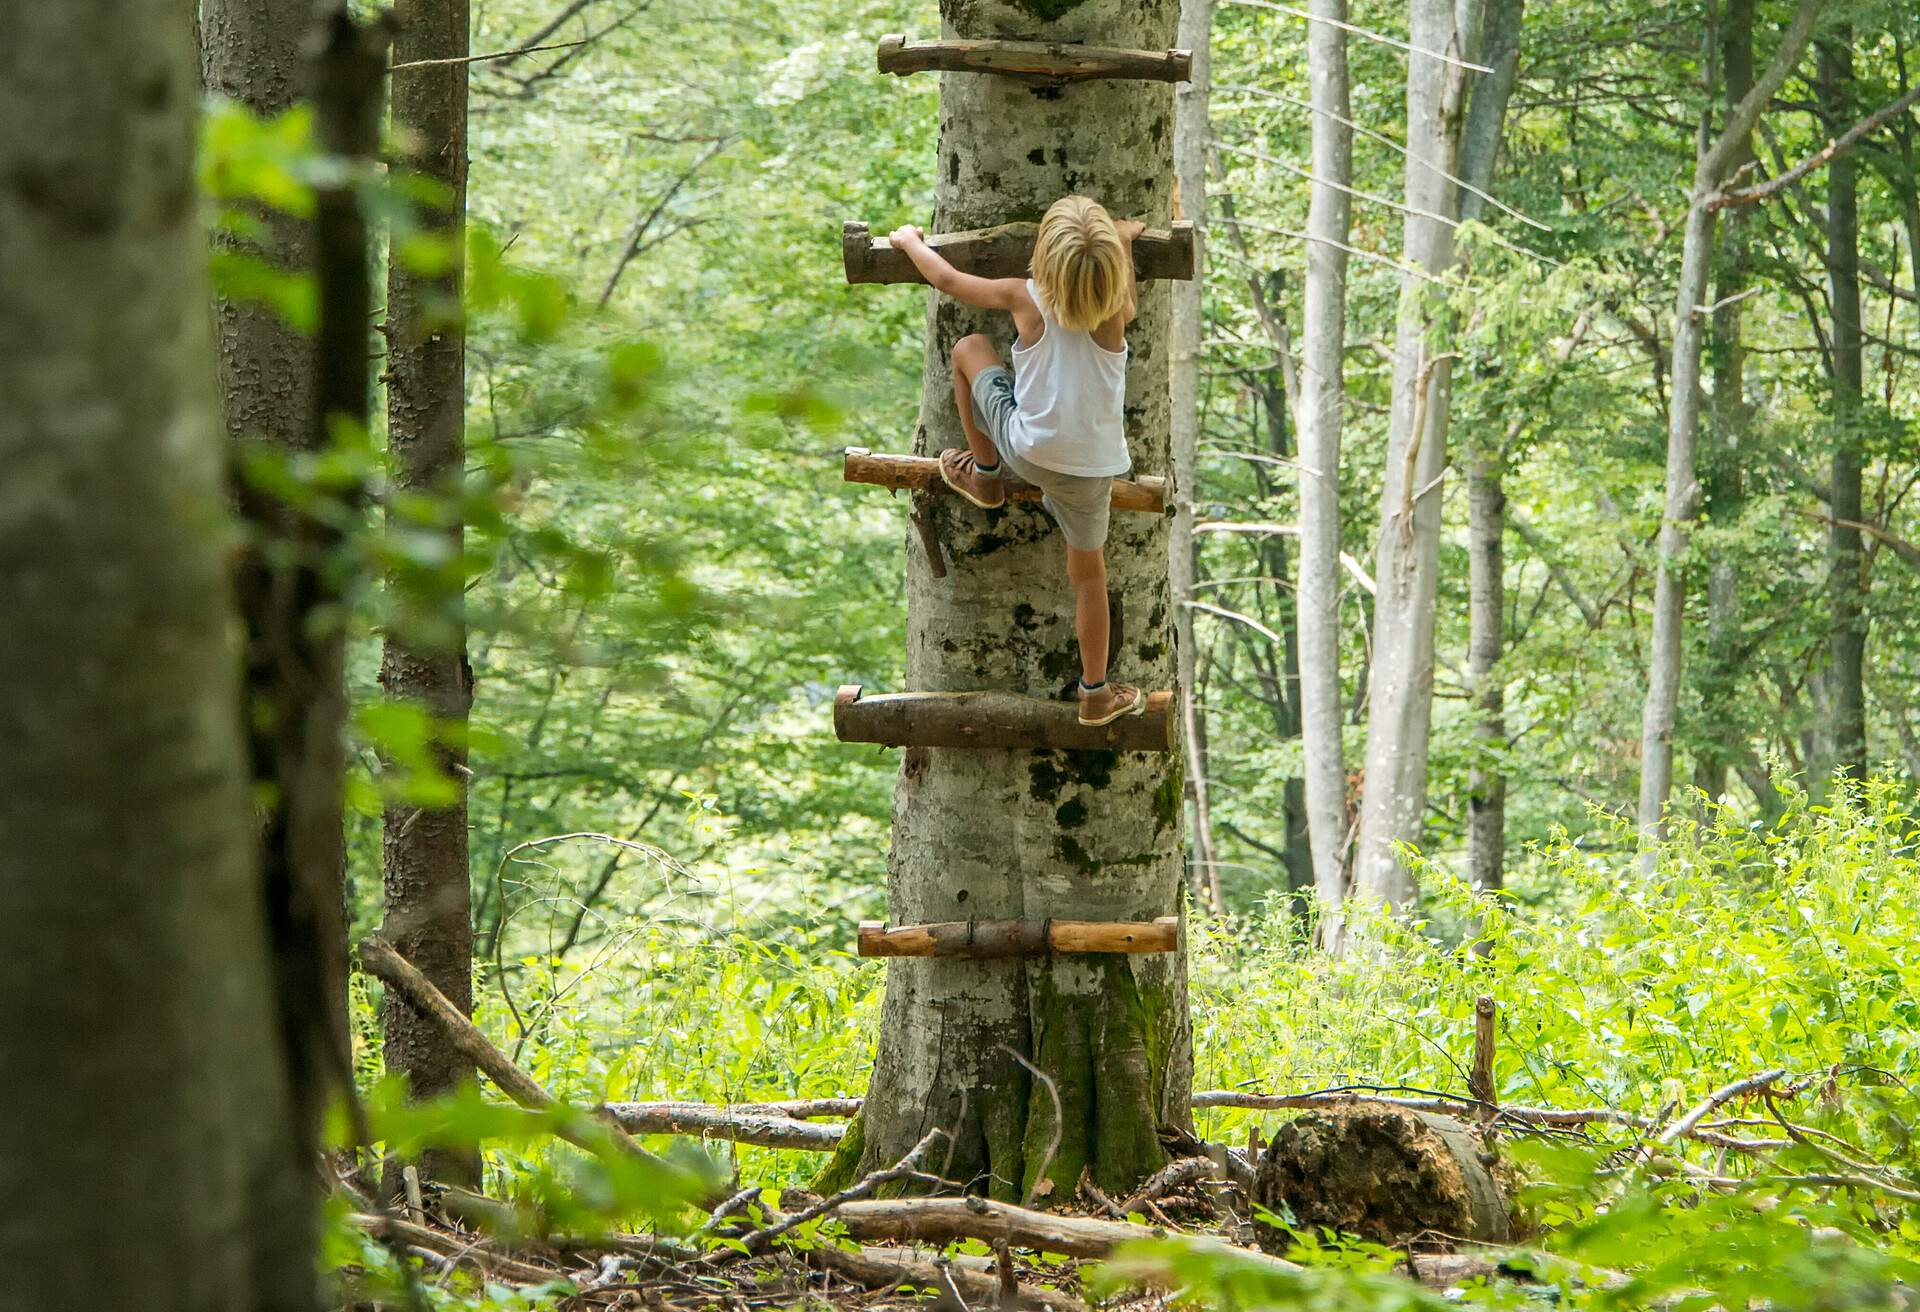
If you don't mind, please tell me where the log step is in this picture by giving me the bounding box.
[876,33,1192,86]
[834,685,1174,753]
[843,220,1195,285]
[859,916,1179,958]
[845,448,1166,515]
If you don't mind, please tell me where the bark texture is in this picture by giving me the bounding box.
[1171,0,1221,912]
[854,0,1190,1200]
[1350,0,1479,910]
[0,2,315,1301]
[1638,0,1824,849]
[1295,0,1353,916]
[204,0,366,1163]
[1820,35,1867,782]
[1459,0,1523,893]
[382,0,480,1186]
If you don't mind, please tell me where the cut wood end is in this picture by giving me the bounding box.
[835,685,864,708]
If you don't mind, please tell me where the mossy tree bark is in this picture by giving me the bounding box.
[852,0,1191,1201]
[382,0,480,1187]
[0,1,317,1300]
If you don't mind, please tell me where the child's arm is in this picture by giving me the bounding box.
[1113,219,1143,325]
[889,225,1031,314]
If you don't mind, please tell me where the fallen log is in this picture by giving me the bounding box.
[1251,1106,1512,1250]
[858,916,1178,959]
[600,1102,845,1151]
[358,936,669,1170]
[844,447,1167,514]
[351,1212,564,1286]
[876,33,1191,85]
[834,685,1176,753]
[843,219,1196,284]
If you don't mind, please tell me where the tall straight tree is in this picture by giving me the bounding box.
[1638,0,1825,849]
[1350,0,1481,909]
[847,0,1190,1198]
[1459,0,1524,892]
[0,0,316,1300]
[1296,0,1354,918]
[382,0,479,1185]
[1172,0,1222,913]
[202,0,362,1152]
[1820,33,1868,781]
[1694,0,1758,803]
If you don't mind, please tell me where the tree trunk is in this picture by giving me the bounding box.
[0,3,316,1301]
[1459,0,1522,893]
[203,0,362,1163]
[1820,34,1867,783]
[382,0,479,1187]
[1638,0,1824,852]
[1172,0,1221,913]
[1694,0,1756,804]
[1350,0,1479,911]
[850,0,1189,1201]
[1295,0,1353,920]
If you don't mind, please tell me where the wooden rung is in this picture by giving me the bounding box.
[835,685,1174,753]
[876,34,1192,85]
[843,220,1195,285]
[845,448,1166,515]
[858,916,1180,959]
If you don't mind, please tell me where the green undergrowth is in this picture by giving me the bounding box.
[346,778,1920,1308]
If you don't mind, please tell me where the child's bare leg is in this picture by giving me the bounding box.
[950,333,1003,466]
[1067,546,1110,685]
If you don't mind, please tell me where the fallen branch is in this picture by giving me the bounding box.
[1119,1156,1215,1215]
[350,1212,565,1285]
[807,1243,1086,1312]
[832,1195,1299,1272]
[600,1103,845,1151]
[358,936,669,1170]
[711,1127,948,1264]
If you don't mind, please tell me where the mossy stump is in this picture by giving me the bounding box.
[1250,1106,1511,1249]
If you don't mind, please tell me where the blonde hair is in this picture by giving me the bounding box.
[1031,196,1130,333]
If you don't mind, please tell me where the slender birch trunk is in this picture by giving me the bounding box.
[1638,0,1826,851]
[1172,0,1222,912]
[1295,0,1354,918]
[0,2,316,1298]
[1820,34,1867,782]
[1459,0,1522,893]
[382,0,479,1187]
[846,0,1189,1200]
[1349,0,1480,910]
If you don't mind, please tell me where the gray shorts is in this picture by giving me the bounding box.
[969,366,1113,552]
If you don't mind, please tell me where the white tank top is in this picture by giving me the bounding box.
[1009,278,1131,477]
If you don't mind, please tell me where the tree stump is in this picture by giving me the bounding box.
[1250,1106,1511,1249]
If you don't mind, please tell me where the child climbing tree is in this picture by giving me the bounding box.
[836,0,1190,1200]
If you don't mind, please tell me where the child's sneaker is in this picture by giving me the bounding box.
[940,448,1006,509]
[1078,681,1145,727]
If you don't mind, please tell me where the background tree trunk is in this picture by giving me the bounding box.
[852,0,1190,1200]
[1350,0,1479,911]
[0,2,316,1300]
[382,0,480,1187]
[1172,0,1222,913]
[1820,33,1868,783]
[1460,0,1523,893]
[1694,0,1756,805]
[203,0,359,1160]
[1296,0,1354,921]
[1638,0,1824,851]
